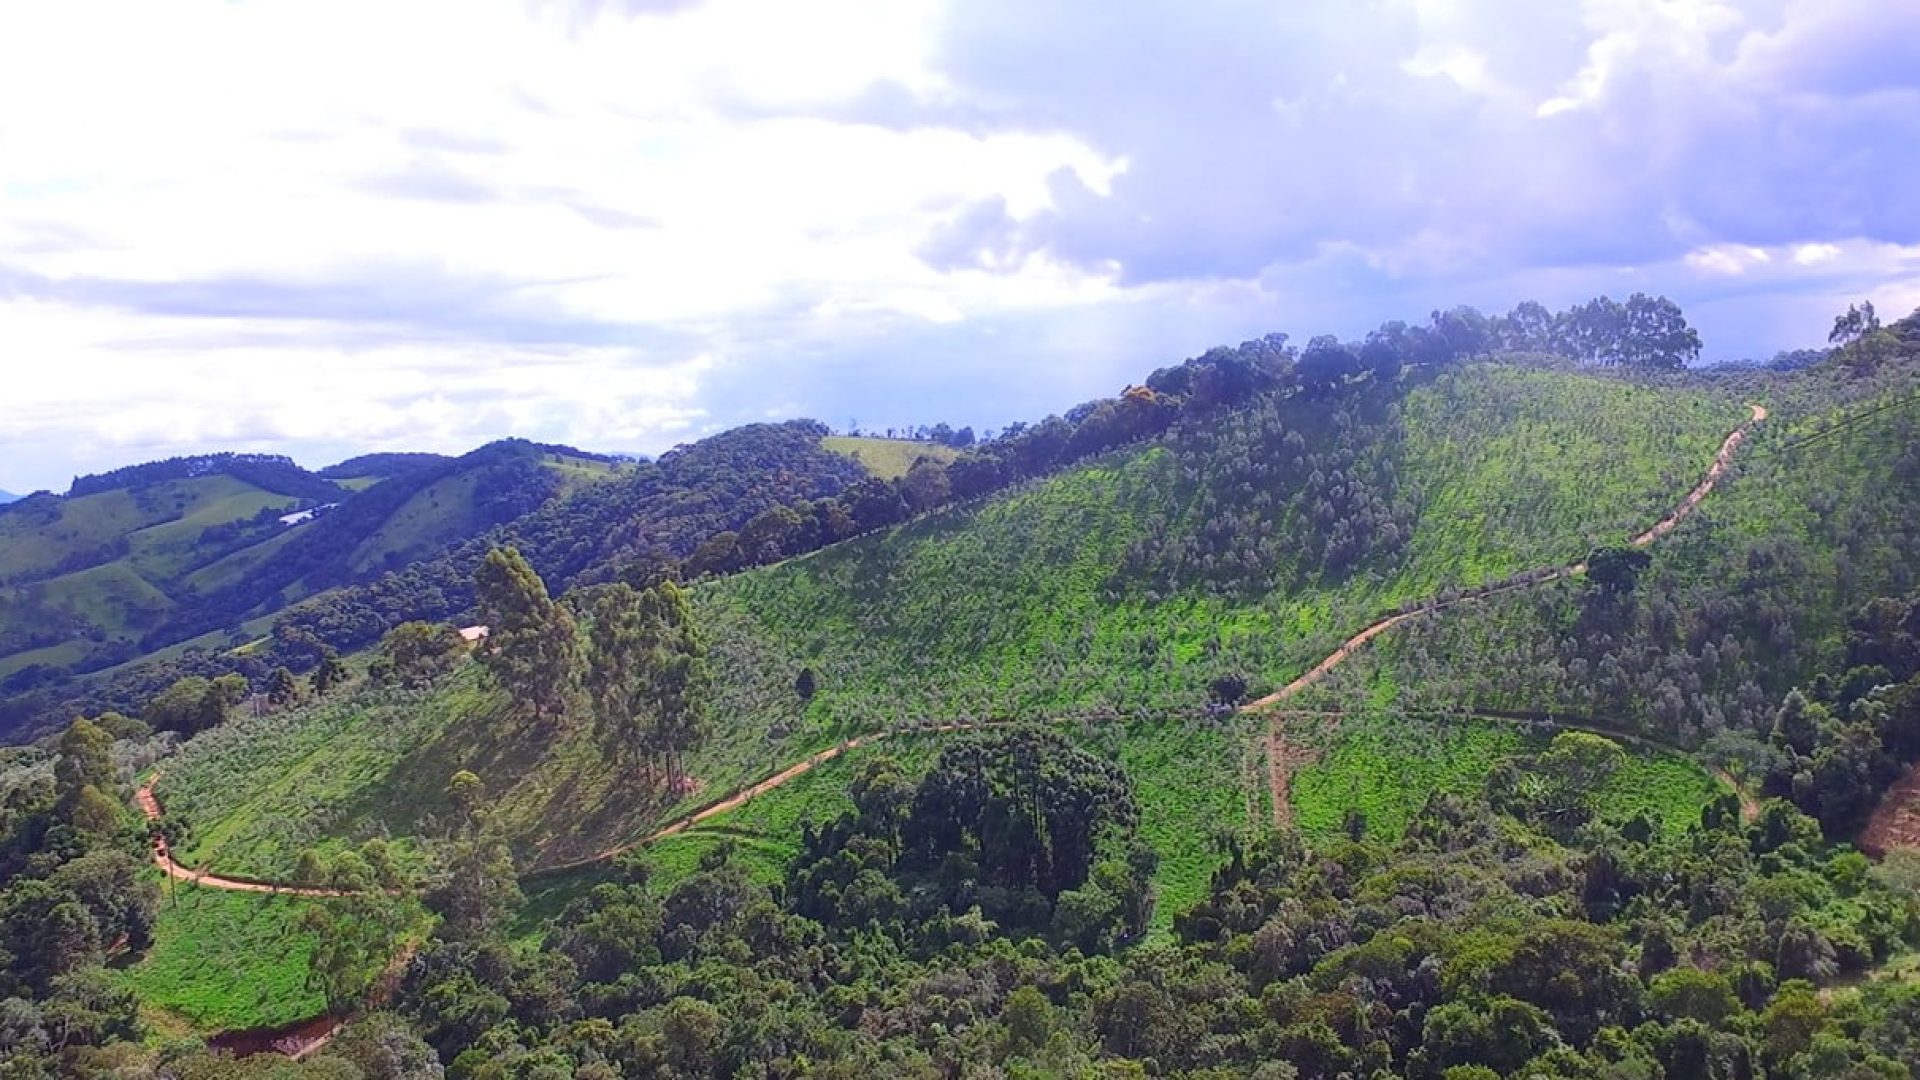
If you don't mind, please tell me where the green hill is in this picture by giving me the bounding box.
[21,308,1920,1076]
[1316,356,1920,740]
[0,442,665,737]
[0,470,322,679]
[150,361,1759,892]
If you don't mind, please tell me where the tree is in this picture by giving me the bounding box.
[794,667,817,704]
[584,580,711,785]
[1649,968,1741,1027]
[737,505,802,565]
[636,581,710,789]
[1559,296,1628,364]
[1587,546,1653,593]
[425,830,523,943]
[474,547,579,724]
[67,786,123,838]
[1492,732,1628,831]
[1430,305,1493,360]
[1298,336,1364,392]
[1500,300,1557,353]
[293,849,327,888]
[267,666,302,707]
[683,530,742,577]
[901,458,953,514]
[1002,985,1057,1057]
[54,719,114,797]
[1830,300,1881,346]
[311,648,349,697]
[1421,997,1558,1075]
[304,887,407,1012]
[660,997,723,1076]
[907,726,1139,903]
[843,477,909,532]
[424,770,522,942]
[380,621,464,687]
[1619,292,1702,369]
[1208,674,1248,707]
[142,675,247,735]
[585,583,651,757]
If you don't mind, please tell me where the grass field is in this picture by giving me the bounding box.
[0,474,315,672]
[0,476,299,585]
[123,478,303,582]
[118,880,330,1032]
[347,468,490,575]
[821,436,960,479]
[0,639,89,681]
[184,525,303,595]
[347,453,626,575]
[1290,713,1726,842]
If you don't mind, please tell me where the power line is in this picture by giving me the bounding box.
[1748,391,1920,459]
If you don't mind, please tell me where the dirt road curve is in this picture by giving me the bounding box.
[135,778,346,897]
[544,721,994,875]
[568,735,881,869]
[1241,403,1767,824]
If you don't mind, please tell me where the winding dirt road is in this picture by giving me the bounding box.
[533,734,888,877]
[136,778,347,896]
[1241,404,1767,824]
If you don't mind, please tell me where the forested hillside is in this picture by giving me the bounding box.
[146,334,1748,883]
[0,424,868,742]
[11,300,1920,1078]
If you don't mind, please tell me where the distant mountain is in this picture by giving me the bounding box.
[0,443,645,721]
[0,426,873,740]
[0,490,17,505]
[316,452,450,481]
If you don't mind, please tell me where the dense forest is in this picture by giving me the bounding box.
[12,714,1920,1077]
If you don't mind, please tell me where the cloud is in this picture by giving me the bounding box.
[0,0,1917,493]
[915,0,1920,282]
[1685,245,1772,276]
[356,159,503,204]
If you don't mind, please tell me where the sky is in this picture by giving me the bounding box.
[2,0,1918,493]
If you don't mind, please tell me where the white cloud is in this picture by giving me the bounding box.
[1403,44,1492,94]
[1685,244,1772,275]
[0,0,1135,487]
[1794,242,1842,265]
[0,0,1917,491]
[1537,0,1750,117]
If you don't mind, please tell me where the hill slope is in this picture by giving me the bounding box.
[2,427,873,740]
[152,361,1754,884]
[0,445,631,703]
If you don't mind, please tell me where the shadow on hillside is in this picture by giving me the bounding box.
[357,688,673,869]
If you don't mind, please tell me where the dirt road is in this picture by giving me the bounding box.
[135,778,346,897]
[1242,404,1767,823]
